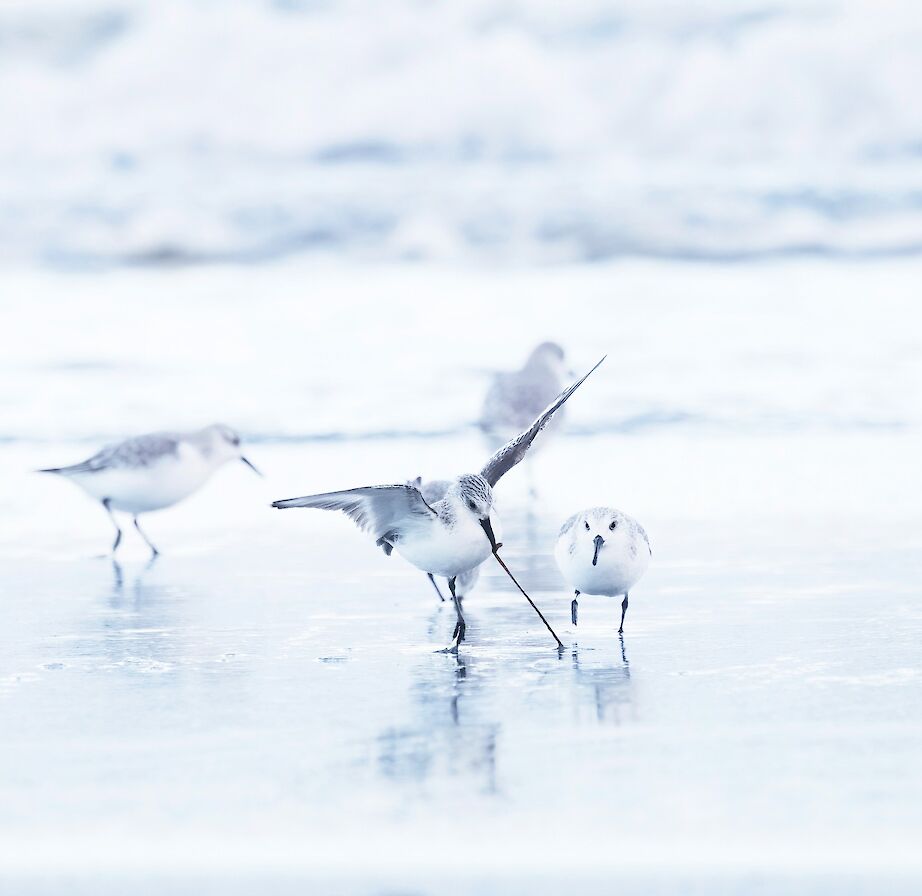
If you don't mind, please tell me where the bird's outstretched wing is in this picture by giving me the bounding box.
[480,356,605,487]
[271,484,436,540]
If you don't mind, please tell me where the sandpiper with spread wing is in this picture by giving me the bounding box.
[273,357,605,652]
[39,424,261,557]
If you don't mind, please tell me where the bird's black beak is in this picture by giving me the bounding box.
[240,456,263,477]
[592,534,604,566]
[480,517,501,553]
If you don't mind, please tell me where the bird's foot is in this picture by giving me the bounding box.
[571,599,578,626]
[438,620,466,654]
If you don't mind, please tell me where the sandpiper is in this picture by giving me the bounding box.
[39,423,261,557]
[554,507,651,633]
[480,341,568,451]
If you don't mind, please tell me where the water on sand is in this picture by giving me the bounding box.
[1,427,921,894]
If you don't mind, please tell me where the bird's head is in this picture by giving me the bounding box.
[578,507,626,566]
[451,474,500,552]
[204,423,262,476]
[525,341,567,377]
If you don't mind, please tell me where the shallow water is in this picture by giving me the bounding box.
[2,425,921,894]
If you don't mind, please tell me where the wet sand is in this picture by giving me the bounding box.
[1,430,921,894]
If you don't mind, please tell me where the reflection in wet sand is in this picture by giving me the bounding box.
[571,636,633,724]
[94,559,181,676]
[377,652,500,795]
[378,589,637,798]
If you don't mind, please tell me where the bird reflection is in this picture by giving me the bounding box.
[376,651,500,795]
[449,651,465,724]
[111,557,123,592]
[570,635,633,724]
[108,555,159,602]
[96,558,179,676]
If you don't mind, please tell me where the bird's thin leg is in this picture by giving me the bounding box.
[133,516,160,559]
[619,593,629,634]
[444,577,466,654]
[571,590,580,626]
[427,573,446,602]
[102,499,122,554]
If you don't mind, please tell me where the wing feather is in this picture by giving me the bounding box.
[480,356,605,487]
[271,484,436,540]
[40,433,181,475]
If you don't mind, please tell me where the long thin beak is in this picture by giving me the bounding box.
[240,456,263,477]
[592,534,604,566]
[480,517,501,553]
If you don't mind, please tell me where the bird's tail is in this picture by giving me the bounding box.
[37,459,101,475]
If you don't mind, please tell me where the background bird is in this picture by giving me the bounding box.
[480,341,568,446]
[554,506,651,633]
[39,423,261,557]
[273,357,605,652]
[479,342,569,496]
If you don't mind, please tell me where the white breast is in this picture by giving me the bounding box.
[68,443,217,514]
[393,510,496,579]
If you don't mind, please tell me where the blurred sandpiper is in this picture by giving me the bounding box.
[39,424,261,557]
[480,342,569,495]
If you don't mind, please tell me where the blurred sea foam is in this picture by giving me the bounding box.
[1,0,922,266]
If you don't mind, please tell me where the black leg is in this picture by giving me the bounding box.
[133,516,160,559]
[427,572,446,602]
[571,590,580,626]
[619,593,629,634]
[440,577,466,654]
[102,499,122,554]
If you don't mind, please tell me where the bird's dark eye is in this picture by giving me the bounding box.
[609,520,617,530]
[584,521,590,531]
[468,501,477,511]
